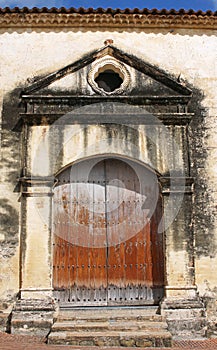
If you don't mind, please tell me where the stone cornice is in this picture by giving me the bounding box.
[0,9,217,29]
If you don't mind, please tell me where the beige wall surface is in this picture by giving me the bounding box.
[0,26,217,302]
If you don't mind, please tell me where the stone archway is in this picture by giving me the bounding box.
[52,156,165,307]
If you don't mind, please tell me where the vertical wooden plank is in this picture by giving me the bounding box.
[90,161,107,304]
[135,177,147,290]
[126,173,140,303]
[53,186,59,292]
[76,183,90,296]
[151,193,165,291]
[75,178,90,304]
[68,182,77,303]
[107,159,122,303]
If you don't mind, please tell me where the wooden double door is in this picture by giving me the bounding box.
[53,158,164,306]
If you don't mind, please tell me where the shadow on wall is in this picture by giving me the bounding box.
[188,86,217,258]
[1,88,23,258]
[0,199,19,258]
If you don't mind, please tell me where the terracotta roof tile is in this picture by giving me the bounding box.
[0,7,216,16]
[0,7,216,29]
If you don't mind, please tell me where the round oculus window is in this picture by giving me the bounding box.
[88,58,130,95]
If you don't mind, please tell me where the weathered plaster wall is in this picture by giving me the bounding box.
[27,122,187,177]
[0,27,217,305]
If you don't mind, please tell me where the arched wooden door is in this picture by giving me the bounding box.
[53,158,164,306]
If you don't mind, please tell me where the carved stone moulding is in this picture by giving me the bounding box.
[87,57,131,96]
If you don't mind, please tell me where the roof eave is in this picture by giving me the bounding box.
[0,8,216,29]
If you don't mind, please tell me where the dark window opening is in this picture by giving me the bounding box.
[95,69,123,92]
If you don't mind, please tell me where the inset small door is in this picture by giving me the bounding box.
[53,158,164,306]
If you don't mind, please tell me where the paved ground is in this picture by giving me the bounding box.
[1,332,217,350]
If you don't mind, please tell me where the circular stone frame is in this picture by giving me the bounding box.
[88,57,131,95]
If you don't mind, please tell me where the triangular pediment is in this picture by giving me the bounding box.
[22,45,192,97]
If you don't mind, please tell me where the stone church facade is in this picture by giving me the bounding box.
[0,7,217,343]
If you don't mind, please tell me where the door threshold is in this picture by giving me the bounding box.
[60,305,158,310]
